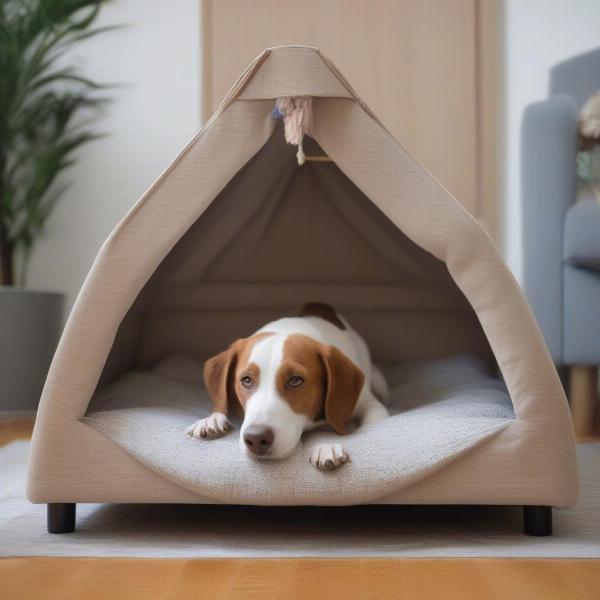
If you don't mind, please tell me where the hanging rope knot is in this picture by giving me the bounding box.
[274,96,313,165]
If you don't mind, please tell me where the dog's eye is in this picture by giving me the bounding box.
[240,376,253,389]
[287,375,304,388]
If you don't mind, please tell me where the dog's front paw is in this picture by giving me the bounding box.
[186,412,232,440]
[309,443,349,471]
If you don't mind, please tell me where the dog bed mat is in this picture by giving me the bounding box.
[82,354,515,505]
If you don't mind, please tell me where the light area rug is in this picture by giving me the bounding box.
[1,440,599,558]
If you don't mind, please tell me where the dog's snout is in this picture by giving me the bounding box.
[243,425,274,456]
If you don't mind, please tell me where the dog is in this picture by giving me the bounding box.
[186,303,389,470]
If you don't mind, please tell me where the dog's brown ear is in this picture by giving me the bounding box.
[319,345,365,435]
[203,342,241,416]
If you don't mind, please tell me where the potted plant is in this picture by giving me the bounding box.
[0,0,112,412]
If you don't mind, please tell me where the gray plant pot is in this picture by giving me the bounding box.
[0,287,64,412]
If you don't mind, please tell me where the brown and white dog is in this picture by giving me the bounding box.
[186,303,389,470]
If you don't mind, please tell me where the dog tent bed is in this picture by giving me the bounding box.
[28,46,578,536]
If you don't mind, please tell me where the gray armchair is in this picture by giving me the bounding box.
[522,48,600,436]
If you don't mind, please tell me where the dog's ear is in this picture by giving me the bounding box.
[319,344,364,435]
[203,341,241,417]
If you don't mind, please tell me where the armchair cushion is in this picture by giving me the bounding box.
[564,198,600,270]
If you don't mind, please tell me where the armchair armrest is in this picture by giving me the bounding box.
[521,95,578,364]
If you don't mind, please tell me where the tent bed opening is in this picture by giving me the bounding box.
[82,125,516,504]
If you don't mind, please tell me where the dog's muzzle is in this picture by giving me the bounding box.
[243,425,274,456]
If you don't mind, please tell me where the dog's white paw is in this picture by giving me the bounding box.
[309,443,349,471]
[186,412,232,440]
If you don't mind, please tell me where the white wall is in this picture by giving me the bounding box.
[27,0,201,308]
[502,0,600,280]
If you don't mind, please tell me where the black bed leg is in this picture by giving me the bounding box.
[523,505,552,536]
[47,503,76,534]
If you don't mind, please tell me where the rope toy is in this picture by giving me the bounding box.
[271,96,313,165]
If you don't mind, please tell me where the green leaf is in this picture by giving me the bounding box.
[0,0,116,281]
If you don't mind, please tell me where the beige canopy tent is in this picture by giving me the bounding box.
[28,46,577,536]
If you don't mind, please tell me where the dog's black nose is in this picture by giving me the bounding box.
[243,425,274,456]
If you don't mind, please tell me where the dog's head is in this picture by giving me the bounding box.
[203,333,364,459]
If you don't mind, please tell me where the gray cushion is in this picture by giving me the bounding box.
[564,198,600,270]
[83,354,514,505]
[521,95,578,363]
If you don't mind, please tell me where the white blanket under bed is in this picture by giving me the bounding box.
[83,354,515,505]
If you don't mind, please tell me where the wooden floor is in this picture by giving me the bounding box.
[0,416,34,446]
[1,415,599,599]
[1,557,599,600]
